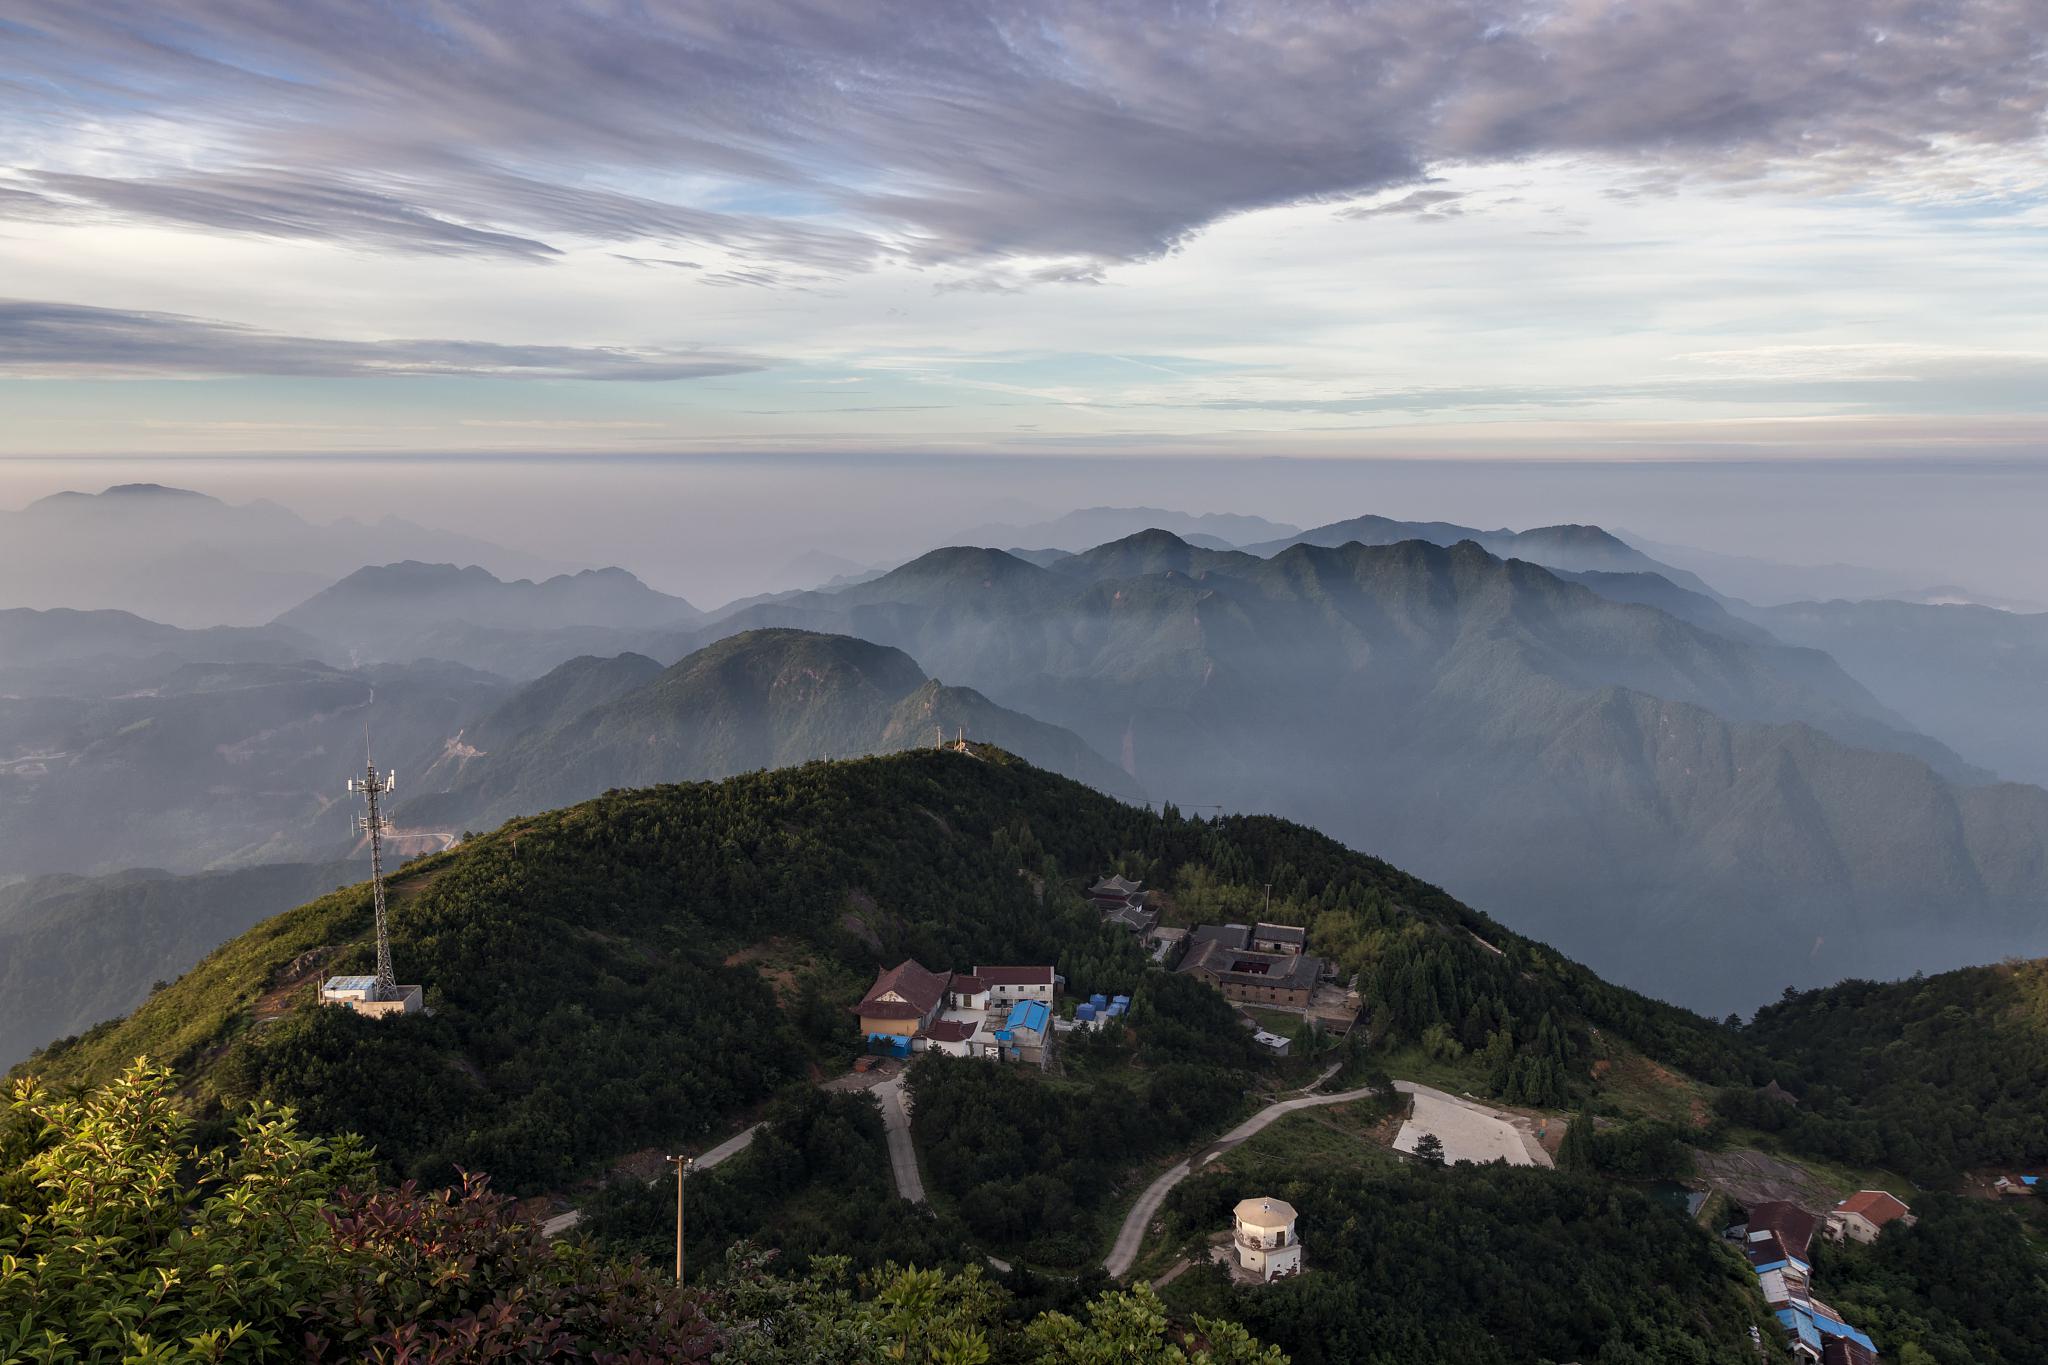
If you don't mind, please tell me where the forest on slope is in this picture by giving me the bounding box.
[20,748,1747,1190]
[14,749,2045,1364]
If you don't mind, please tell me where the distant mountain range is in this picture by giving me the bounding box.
[10,506,2048,1016]
[0,653,507,877]
[0,484,576,626]
[1743,597,2048,789]
[0,859,356,1069]
[1244,514,1726,600]
[274,560,703,674]
[400,629,1140,832]
[704,529,2048,1012]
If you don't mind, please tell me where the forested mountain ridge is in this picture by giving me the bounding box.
[1725,958,2048,1183]
[1241,514,1725,599]
[704,531,2043,1011]
[17,748,1750,1192]
[398,629,1143,833]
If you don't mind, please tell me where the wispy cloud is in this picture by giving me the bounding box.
[0,299,764,381]
[2,1,2042,273]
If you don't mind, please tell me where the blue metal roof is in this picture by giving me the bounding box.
[1812,1315,1877,1352]
[323,975,378,991]
[2025,1175,2040,1186]
[1777,1309,1822,1351]
[1005,999,1049,1033]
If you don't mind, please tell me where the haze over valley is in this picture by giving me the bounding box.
[4,480,2045,1029]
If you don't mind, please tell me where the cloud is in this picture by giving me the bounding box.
[1342,188,1469,220]
[1185,349,2048,416]
[0,1,2041,275]
[24,170,562,261]
[0,299,764,381]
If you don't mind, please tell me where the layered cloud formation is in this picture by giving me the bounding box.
[1,1,2045,454]
[0,300,760,381]
[6,0,2044,270]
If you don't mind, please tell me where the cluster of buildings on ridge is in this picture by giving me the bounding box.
[851,872,1351,1064]
[852,959,1059,1065]
[1089,875,1355,1036]
[1736,1190,1915,1362]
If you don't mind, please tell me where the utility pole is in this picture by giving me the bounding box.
[667,1154,694,1285]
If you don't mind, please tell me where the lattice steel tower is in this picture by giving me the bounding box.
[349,751,399,998]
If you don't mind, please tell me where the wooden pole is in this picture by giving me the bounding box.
[668,1154,692,1285]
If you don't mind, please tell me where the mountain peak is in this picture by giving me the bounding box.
[25,483,219,511]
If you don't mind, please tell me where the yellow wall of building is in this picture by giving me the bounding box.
[860,1015,918,1037]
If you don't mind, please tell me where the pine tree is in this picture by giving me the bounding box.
[1559,1107,1597,1171]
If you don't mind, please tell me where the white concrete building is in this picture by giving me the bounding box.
[974,965,1055,1005]
[1233,1196,1303,1281]
[319,974,423,1018]
[1826,1190,1913,1244]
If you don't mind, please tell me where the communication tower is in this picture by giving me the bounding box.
[319,741,424,1017]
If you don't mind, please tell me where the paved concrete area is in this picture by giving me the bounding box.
[1392,1082,1553,1168]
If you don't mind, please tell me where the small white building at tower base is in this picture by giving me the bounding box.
[1233,1196,1304,1281]
[320,975,423,1018]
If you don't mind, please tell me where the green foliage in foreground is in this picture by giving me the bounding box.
[0,1064,1287,1365]
[1722,960,2048,1184]
[1162,1162,1785,1365]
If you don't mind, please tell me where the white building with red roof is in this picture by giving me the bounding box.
[1826,1190,1914,1244]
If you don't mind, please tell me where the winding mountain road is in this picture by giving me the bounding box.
[1103,1082,1382,1277]
[1101,1078,1553,1277]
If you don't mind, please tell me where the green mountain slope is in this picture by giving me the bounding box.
[399,629,1142,832]
[711,533,2036,1012]
[1724,958,2048,1183]
[17,749,1746,1193]
[0,859,357,1068]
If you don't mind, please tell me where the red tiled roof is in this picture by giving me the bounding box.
[927,1019,978,1043]
[1836,1190,1910,1226]
[974,965,1053,986]
[950,975,988,994]
[853,959,950,1021]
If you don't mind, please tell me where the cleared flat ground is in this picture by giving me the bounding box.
[1393,1082,1552,1168]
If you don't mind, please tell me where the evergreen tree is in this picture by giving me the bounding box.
[1558,1108,1596,1171]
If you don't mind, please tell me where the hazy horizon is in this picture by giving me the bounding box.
[5,452,2046,613]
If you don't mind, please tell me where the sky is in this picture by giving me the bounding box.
[2,0,2047,466]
